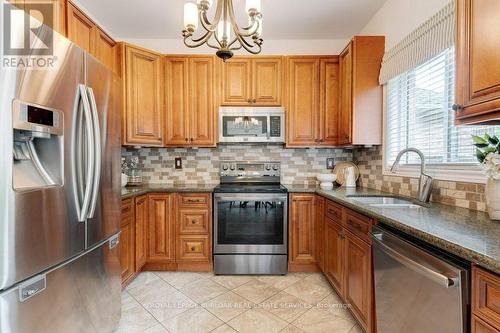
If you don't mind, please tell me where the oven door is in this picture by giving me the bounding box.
[214,193,288,254]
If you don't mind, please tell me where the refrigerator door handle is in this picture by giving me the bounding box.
[86,87,101,219]
[71,84,95,222]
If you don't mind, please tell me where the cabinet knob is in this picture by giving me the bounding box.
[452,104,463,111]
[190,138,194,142]
[191,246,196,251]
[247,99,252,103]
[191,220,196,224]
[185,138,189,142]
[252,99,257,103]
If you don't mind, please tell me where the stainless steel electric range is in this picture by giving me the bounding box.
[213,161,288,275]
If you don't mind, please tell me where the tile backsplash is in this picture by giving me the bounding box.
[122,145,353,185]
[354,146,487,212]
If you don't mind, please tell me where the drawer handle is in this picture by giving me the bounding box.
[190,246,196,251]
[347,218,363,232]
[122,206,131,213]
[328,208,339,216]
[191,219,197,224]
[186,199,203,203]
[338,232,345,240]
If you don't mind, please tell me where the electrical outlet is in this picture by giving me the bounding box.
[326,158,335,169]
[175,157,182,169]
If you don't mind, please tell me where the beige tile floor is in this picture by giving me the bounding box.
[114,271,362,333]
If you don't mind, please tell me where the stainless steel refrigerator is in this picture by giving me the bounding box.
[0,2,122,332]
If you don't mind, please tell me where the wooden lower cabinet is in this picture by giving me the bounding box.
[120,199,136,287]
[147,194,175,263]
[134,195,148,271]
[315,196,325,271]
[324,216,344,294]
[176,236,210,262]
[344,230,372,332]
[473,266,500,332]
[289,194,318,271]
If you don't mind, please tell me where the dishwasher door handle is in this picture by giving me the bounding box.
[372,233,457,288]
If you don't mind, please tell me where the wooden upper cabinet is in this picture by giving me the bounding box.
[221,57,282,106]
[455,0,500,124]
[147,194,175,263]
[286,57,320,147]
[123,44,164,146]
[222,58,252,105]
[189,57,216,146]
[339,45,353,146]
[338,36,385,146]
[289,194,317,268]
[252,58,283,105]
[165,56,217,147]
[66,2,94,53]
[320,57,340,146]
[94,29,117,72]
[13,0,66,35]
[134,195,148,271]
[165,57,190,146]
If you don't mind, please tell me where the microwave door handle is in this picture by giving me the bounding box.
[78,84,95,222]
[86,87,101,219]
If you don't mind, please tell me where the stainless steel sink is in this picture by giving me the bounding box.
[346,195,424,209]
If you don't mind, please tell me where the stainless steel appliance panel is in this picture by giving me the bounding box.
[84,54,121,248]
[214,254,288,275]
[0,235,121,333]
[214,193,288,254]
[372,226,468,333]
[0,14,86,289]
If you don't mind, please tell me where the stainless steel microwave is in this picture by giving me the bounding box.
[218,107,285,143]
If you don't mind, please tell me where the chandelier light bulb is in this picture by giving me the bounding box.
[245,0,261,14]
[183,2,198,30]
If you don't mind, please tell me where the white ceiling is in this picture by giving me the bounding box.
[76,0,387,40]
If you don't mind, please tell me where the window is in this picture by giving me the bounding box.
[385,47,500,181]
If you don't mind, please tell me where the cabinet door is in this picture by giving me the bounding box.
[319,58,340,146]
[119,219,135,285]
[324,217,344,294]
[455,0,500,124]
[315,196,325,272]
[148,194,175,262]
[165,57,190,146]
[124,45,163,146]
[94,28,116,72]
[190,57,216,146]
[66,2,95,54]
[344,230,372,331]
[339,44,353,145]
[289,194,316,265]
[177,235,210,262]
[134,195,148,271]
[221,58,252,105]
[286,57,320,146]
[253,57,282,106]
[472,315,500,333]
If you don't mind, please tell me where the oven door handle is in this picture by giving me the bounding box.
[215,194,288,202]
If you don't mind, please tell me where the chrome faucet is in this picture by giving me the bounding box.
[390,148,433,203]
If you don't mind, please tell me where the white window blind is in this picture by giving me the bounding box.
[386,47,500,167]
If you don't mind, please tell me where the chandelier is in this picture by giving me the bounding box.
[182,0,263,61]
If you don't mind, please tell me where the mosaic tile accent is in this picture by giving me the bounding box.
[122,145,353,186]
[353,146,487,212]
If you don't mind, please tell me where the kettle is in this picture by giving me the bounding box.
[344,166,357,188]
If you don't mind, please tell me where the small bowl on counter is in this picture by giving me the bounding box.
[316,173,337,190]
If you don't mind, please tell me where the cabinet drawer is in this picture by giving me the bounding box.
[121,199,134,219]
[178,209,209,234]
[473,266,500,329]
[325,200,343,222]
[345,209,372,243]
[178,193,210,208]
[177,236,210,262]
[473,315,500,333]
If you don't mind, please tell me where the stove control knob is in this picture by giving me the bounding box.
[222,164,229,171]
[230,165,236,171]
[272,164,279,171]
[265,165,271,171]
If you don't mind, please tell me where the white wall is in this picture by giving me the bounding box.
[118,38,350,55]
[360,0,451,50]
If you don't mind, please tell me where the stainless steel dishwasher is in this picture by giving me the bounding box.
[371,225,470,333]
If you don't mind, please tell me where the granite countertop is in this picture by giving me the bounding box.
[312,187,500,275]
[121,184,217,199]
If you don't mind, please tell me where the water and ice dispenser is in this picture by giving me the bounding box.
[12,100,64,190]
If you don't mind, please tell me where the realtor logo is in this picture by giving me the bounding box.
[3,3,53,56]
